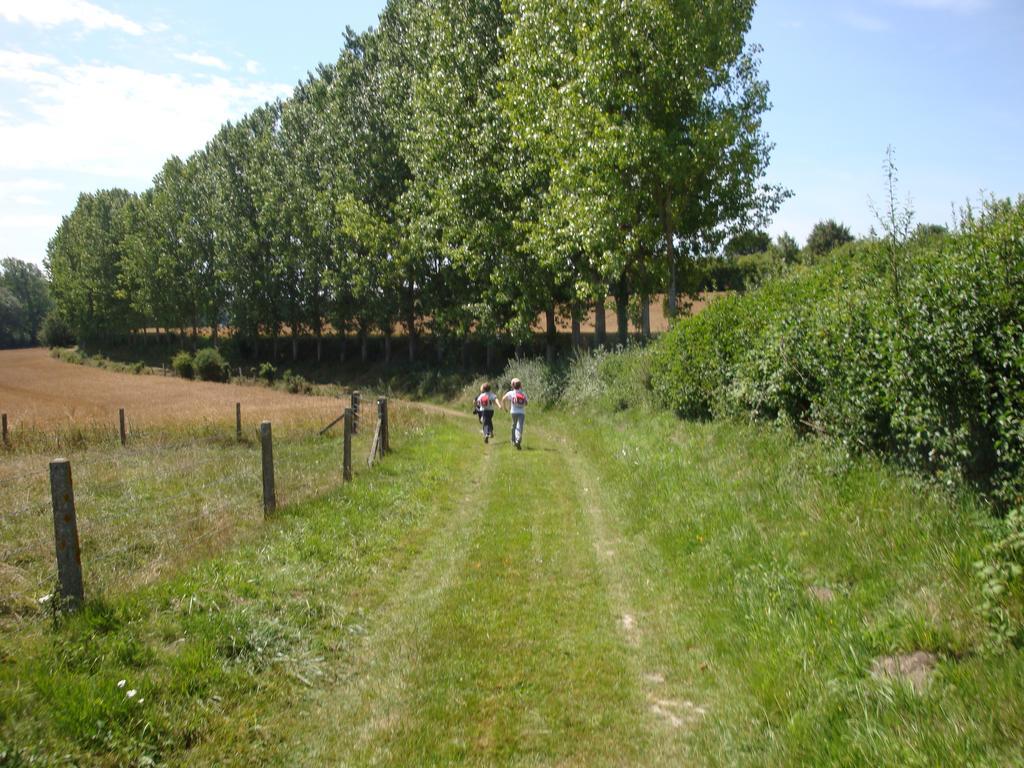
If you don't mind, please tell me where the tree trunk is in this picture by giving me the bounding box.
[663,189,678,319]
[571,311,582,353]
[545,304,557,363]
[291,334,299,362]
[316,331,322,362]
[339,334,346,363]
[595,296,607,348]
[384,332,392,364]
[615,277,629,347]
[641,296,651,340]
[360,331,368,363]
[406,290,417,363]
[211,323,219,349]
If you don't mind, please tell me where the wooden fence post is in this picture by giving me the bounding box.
[351,391,360,434]
[2,413,8,448]
[260,421,276,516]
[236,402,242,441]
[119,408,127,447]
[343,408,353,482]
[380,397,390,455]
[49,458,84,610]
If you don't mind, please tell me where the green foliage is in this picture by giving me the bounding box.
[280,370,312,394]
[724,230,772,259]
[170,350,194,379]
[563,346,656,413]
[500,357,564,409]
[193,348,229,382]
[805,218,855,258]
[653,197,1024,503]
[258,362,277,383]
[977,508,1024,651]
[0,257,52,346]
[39,312,76,347]
[0,287,23,347]
[651,197,1024,644]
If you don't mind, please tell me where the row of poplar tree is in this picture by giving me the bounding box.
[46,0,786,363]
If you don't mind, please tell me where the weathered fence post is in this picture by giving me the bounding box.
[343,408,353,482]
[260,421,276,516]
[379,397,390,455]
[2,413,8,448]
[235,402,242,441]
[49,459,84,610]
[118,408,127,447]
[351,391,360,434]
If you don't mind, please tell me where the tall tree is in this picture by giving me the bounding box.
[0,257,52,344]
[46,189,142,345]
[503,0,787,330]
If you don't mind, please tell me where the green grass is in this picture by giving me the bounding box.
[1,405,1021,766]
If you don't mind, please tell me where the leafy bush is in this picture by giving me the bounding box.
[650,197,1024,645]
[39,313,76,348]
[258,362,277,383]
[564,345,656,413]
[501,357,565,409]
[193,348,229,382]
[281,370,312,394]
[653,199,1024,501]
[170,351,194,379]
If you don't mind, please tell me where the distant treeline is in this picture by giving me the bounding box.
[0,258,51,349]
[45,0,787,362]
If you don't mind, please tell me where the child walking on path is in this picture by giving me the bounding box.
[475,383,497,444]
[500,378,529,450]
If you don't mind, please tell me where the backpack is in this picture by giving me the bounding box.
[478,393,491,408]
[512,391,527,406]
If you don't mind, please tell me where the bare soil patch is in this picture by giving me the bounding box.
[870,651,938,692]
[0,348,344,430]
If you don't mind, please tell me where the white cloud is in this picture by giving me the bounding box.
[0,213,61,230]
[0,178,65,194]
[245,60,263,75]
[175,52,230,71]
[0,53,291,179]
[13,195,47,206]
[0,0,145,36]
[0,51,62,87]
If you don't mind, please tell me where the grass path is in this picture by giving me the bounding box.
[284,416,684,765]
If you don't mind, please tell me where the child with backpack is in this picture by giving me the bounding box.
[500,377,529,450]
[475,383,497,443]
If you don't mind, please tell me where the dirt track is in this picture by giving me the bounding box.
[0,348,343,429]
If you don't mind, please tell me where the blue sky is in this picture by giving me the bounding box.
[1,0,1021,268]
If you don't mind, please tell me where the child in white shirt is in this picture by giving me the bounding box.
[500,377,529,450]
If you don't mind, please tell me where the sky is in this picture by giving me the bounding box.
[1,0,1022,269]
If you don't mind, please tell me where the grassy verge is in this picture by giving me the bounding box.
[1,410,383,617]
[559,410,1023,766]
[0,405,464,765]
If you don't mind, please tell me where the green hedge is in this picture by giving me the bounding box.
[652,198,1024,508]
